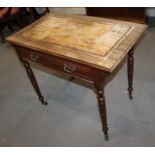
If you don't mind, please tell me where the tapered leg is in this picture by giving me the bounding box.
[127,48,134,100]
[94,79,109,141]
[22,60,48,105]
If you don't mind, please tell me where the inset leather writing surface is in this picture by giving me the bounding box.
[6,13,147,72]
[20,15,130,57]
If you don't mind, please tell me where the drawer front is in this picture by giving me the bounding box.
[16,47,93,81]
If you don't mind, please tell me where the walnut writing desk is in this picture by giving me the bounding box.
[6,13,147,141]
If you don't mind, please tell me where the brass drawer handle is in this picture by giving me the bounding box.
[30,54,39,61]
[64,63,76,73]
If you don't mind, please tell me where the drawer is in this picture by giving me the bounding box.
[16,47,93,81]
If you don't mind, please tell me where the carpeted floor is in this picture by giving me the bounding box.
[0,27,155,146]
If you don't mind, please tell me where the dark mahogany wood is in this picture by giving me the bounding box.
[22,60,48,105]
[16,46,94,82]
[127,47,134,100]
[93,70,109,141]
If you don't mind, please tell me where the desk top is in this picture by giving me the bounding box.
[6,13,147,72]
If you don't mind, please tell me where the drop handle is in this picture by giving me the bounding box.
[30,54,39,61]
[64,63,76,73]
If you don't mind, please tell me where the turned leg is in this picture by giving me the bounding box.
[127,48,134,100]
[94,79,109,141]
[22,60,48,105]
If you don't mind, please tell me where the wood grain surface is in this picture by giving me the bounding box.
[6,13,147,72]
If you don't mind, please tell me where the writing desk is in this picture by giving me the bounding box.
[6,13,147,140]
